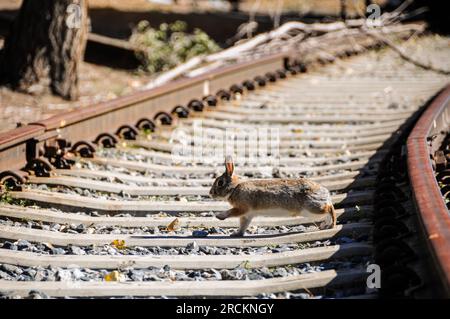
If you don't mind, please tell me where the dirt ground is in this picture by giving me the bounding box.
[0,61,153,133]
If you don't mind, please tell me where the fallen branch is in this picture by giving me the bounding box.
[142,2,430,89]
[143,19,366,89]
[145,55,207,89]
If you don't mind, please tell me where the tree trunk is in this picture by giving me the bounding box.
[230,0,240,12]
[340,0,347,21]
[0,0,88,100]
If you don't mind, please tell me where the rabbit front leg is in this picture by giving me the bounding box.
[230,215,253,237]
[215,209,232,220]
[215,207,246,220]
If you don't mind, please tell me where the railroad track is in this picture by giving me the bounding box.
[0,32,449,299]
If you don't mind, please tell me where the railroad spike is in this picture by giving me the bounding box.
[253,76,266,87]
[71,141,96,158]
[153,112,173,126]
[135,118,156,132]
[187,99,204,112]
[0,170,28,191]
[374,238,416,267]
[116,125,139,141]
[216,89,231,101]
[265,72,277,82]
[381,265,421,298]
[94,133,118,148]
[242,80,255,91]
[373,217,411,242]
[276,69,287,79]
[202,95,218,107]
[229,84,243,95]
[172,105,190,118]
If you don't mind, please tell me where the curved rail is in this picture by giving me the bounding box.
[407,85,450,296]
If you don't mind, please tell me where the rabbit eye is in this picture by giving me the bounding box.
[218,179,224,187]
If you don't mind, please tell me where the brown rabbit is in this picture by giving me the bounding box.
[209,156,336,237]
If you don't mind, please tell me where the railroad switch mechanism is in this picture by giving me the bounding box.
[24,158,53,177]
[42,138,74,169]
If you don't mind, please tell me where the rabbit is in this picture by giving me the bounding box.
[209,156,336,237]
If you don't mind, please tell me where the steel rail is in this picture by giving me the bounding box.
[407,85,450,296]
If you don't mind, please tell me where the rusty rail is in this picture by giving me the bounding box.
[407,85,450,297]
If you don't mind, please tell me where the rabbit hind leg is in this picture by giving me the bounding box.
[319,204,336,230]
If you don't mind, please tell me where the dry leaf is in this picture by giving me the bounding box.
[167,218,180,232]
[111,239,126,250]
[104,270,124,282]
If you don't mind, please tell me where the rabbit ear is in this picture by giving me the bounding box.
[224,156,234,176]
